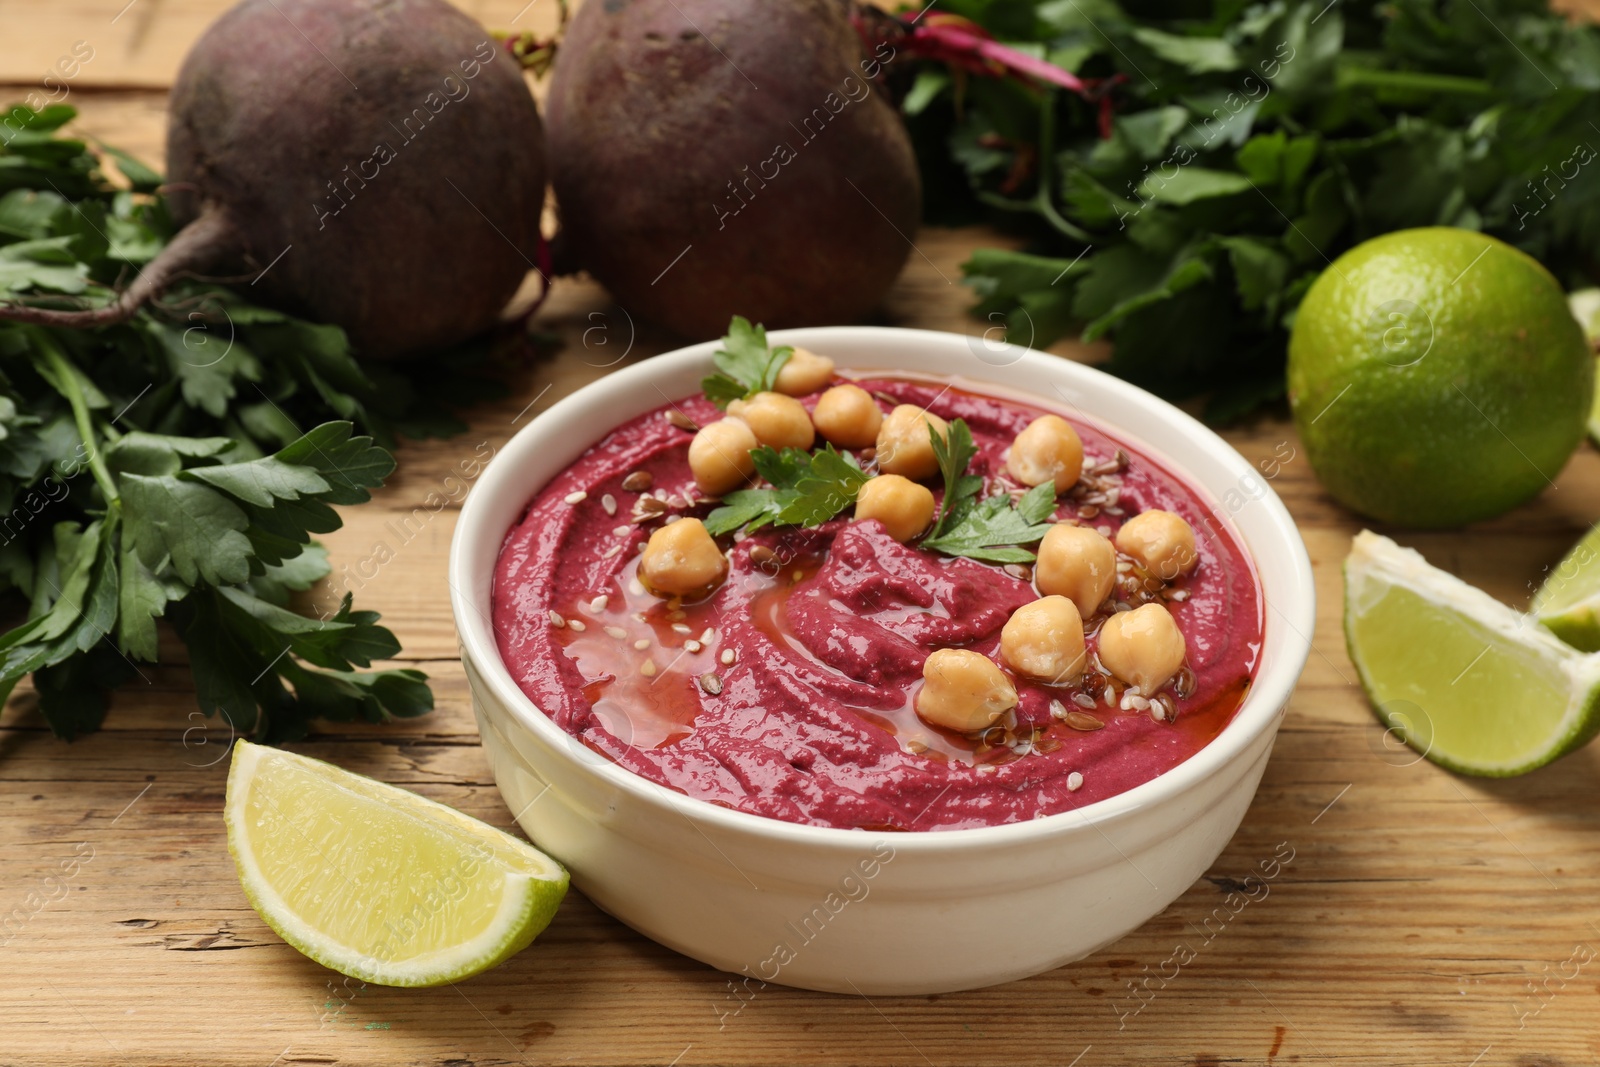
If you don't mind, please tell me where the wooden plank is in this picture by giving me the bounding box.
[0,0,564,89]
[2,85,1600,1067]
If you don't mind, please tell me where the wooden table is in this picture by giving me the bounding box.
[4,6,1600,1066]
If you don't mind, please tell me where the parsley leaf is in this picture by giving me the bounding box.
[702,445,867,535]
[925,417,982,542]
[701,315,793,407]
[922,482,1058,563]
[775,447,869,526]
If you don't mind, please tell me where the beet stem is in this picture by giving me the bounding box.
[0,208,238,329]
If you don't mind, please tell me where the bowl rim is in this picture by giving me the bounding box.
[449,325,1315,852]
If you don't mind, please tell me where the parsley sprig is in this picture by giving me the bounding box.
[701,316,793,408]
[703,445,868,535]
[919,417,1057,563]
[0,105,455,742]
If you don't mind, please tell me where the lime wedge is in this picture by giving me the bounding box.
[225,740,567,986]
[1344,531,1600,776]
[1532,522,1600,652]
[1568,288,1600,446]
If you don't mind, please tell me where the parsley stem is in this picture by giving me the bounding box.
[26,327,119,505]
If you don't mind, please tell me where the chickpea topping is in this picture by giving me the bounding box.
[726,391,815,451]
[773,346,835,396]
[875,405,949,481]
[855,474,936,543]
[812,383,884,450]
[1115,509,1199,581]
[1035,524,1117,618]
[1000,596,1087,685]
[639,518,728,598]
[688,418,758,496]
[1006,415,1084,493]
[916,649,1018,733]
[1097,602,1187,694]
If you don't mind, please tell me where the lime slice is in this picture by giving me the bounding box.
[225,740,568,986]
[1532,522,1600,652]
[1344,531,1600,776]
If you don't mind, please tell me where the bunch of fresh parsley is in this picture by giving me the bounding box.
[0,105,478,741]
[898,0,1600,419]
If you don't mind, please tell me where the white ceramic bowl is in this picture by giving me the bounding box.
[450,327,1314,995]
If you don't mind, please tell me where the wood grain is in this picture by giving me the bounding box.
[4,50,1600,1067]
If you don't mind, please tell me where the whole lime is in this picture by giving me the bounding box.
[1288,228,1592,528]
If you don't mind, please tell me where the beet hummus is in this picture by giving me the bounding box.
[492,375,1262,831]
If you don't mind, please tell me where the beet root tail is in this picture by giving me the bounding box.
[0,207,239,329]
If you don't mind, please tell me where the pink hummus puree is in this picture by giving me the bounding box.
[492,377,1262,831]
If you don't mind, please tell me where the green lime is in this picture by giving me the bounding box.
[225,740,568,987]
[1532,521,1600,652]
[1289,228,1592,528]
[1344,531,1600,776]
[1566,288,1600,447]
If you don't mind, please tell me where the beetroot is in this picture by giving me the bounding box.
[545,0,921,340]
[0,0,545,359]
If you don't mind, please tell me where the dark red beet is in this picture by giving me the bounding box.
[545,0,921,340]
[0,0,546,359]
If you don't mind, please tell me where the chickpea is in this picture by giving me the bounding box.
[1115,510,1198,581]
[639,518,728,598]
[1097,603,1186,693]
[1000,596,1087,685]
[855,474,936,543]
[812,383,883,449]
[1006,415,1084,493]
[875,405,949,481]
[727,391,815,451]
[916,649,1018,733]
[773,347,835,396]
[688,418,758,496]
[1035,524,1117,618]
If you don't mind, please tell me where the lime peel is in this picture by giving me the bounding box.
[225,739,568,987]
[1344,531,1600,777]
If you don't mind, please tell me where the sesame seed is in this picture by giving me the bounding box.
[977,764,997,776]
[633,639,651,650]
[590,595,609,613]
[613,525,630,537]
[602,545,622,559]
[1072,693,1097,709]
[629,579,646,596]
[720,649,736,666]
[668,609,686,621]
[601,494,618,516]
[671,623,692,634]
[548,610,565,628]
[567,620,586,632]
[564,490,587,505]
[1049,700,1068,721]
[640,661,657,677]
[684,640,702,653]
[1067,772,1084,791]
[604,626,628,640]
[699,628,714,644]
[1097,525,1112,536]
